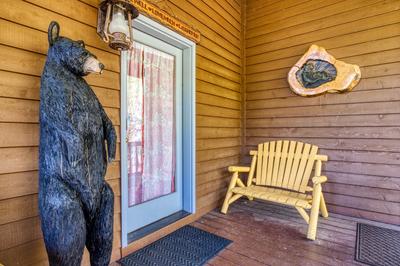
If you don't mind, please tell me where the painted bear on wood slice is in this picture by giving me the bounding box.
[39,21,116,266]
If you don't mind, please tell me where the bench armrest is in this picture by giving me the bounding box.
[312,175,327,185]
[228,166,250,173]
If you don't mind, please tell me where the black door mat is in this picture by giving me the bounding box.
[119,225,232,266]
[355,223,400,266]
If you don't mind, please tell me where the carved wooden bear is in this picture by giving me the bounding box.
[39,21,116,266]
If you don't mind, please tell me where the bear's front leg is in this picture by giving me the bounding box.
[86,182,114,266]
[100,107,116,162]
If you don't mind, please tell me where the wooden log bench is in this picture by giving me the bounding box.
[221,140,329,240]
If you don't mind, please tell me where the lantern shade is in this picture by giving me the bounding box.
[97,0,139,51]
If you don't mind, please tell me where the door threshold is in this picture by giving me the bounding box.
[127,210,190,244]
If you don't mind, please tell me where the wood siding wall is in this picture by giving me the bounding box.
[244,0,400,225]
[0,0,242,265]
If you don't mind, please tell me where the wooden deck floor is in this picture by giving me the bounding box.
[192,199,400,266]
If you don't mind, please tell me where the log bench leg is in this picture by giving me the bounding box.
[307,183,322,240]
[320,193,329,218]
[221,172,238,214]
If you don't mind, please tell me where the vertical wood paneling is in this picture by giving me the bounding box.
[245,0,400,225]
[0,0,242,264]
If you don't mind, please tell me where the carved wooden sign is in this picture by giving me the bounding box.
[130,0,201,43]
[288,45,361,96]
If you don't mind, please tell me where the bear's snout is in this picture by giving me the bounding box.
[83,56,105,75]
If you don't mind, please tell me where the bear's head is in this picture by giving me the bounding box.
[46,21,105,76]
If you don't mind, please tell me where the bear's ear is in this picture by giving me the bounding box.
[48,21,60,46]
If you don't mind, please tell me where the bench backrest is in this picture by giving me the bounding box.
[250,141,326,193]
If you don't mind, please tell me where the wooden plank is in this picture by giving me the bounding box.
[0,147,38,174]
[247,0,337,30]
[247,82,400,108]
[326,172,400,190]
[324,183,400,203]
[324,193,400,216]
[246,126,400,141]
[0,18,120,73]
[247,99,400,118]
[246,70,400,92]
[197,168,230,186]
[0,216,42,251]
[197,147,240,162]
[299,145,319,192]
[292,143,310,191]
[197,45,241,74]
[246,0,397,48]
[206,0,241,31]
[265,141,275,186]
[167,0,241,56]
[172,0,241,49]
[327,204,400,225]
[189,0,240,36]
[0,195,38,225]
[0,238,47,266]
[287,142,303,189]
[247,0,315,24]
[259,142,268,185]
[282,141,296,189]
[324,161,400,179]
[197,129,241,142]
[196,209,357,265]
[105,162,120,180]
[276,140,289,187]
[197,104,241,118]
[256,143,263,184]
[271,140,282,186]
[197,92,241,110]
[197,55,240,83]
[0,0,116,54]
[197,178,230,198]
[246,137,400,153]
[0,44,120,90]
[197,155,240,174]
[197,79,241,101]
[0,123,120,148]
[197,115,240,128]
[246,37,400,82]
[246,114,400,128]
[0,97,120,125]
[25,0,98,27]
[247,11,400,59]
[0,171,38,200]
[197,69,241,92]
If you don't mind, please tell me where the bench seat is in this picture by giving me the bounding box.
[231,186,312,209]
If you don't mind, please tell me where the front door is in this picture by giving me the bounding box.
[122,28,183,235]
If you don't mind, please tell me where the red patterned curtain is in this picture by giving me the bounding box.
[127,42,175,206]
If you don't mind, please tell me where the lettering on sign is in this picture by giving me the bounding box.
[131,0,201,43]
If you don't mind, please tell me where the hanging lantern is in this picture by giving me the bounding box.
[97,0,139,51]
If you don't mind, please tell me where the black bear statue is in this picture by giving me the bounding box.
[39,21,116,266]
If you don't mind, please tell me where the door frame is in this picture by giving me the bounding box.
[120,14,196,248]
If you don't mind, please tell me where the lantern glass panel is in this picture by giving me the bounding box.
[109,4,130,37]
